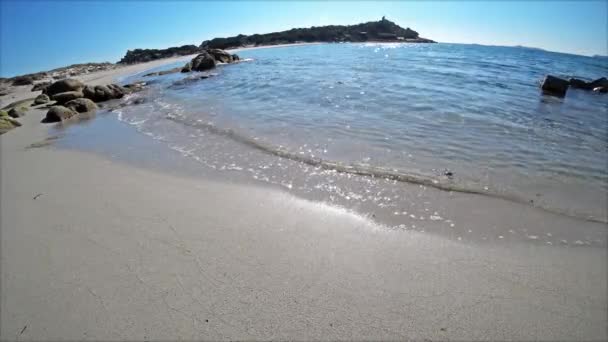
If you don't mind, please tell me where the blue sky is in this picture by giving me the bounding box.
[1,1,606,77]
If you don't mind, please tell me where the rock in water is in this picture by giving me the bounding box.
[590,77,608,89]
[43,106,77,122]
[208,49,234,63]
[190,52,217,71]
[45,79,85,96]
[569,78,592,89]
[593,86,607,93]
[51,91,84,104]
[65,98,98,113]
[181,62,193,73]
[34,94,51,105]
[541,75,569,97]
[8,107,28,118]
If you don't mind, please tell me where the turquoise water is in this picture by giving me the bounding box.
[113,43,607,222]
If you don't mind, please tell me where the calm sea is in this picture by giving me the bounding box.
[106,43,607,224]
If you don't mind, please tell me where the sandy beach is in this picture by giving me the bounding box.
[1,49,607,341]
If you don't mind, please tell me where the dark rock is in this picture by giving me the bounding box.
[34,94,51,105]
[541,75,569,98]
[46,79,85,96]
[43,105,77,122]
[8,107,27,118]
[31,81,51,92]
[590,77,608,88]
[231,54,240,62]
[593,86,607,93]
[188,52,217,72]
[12,76,34,86]
[208,49,234,63]
[65,98,98,113]
[51,91,84,104]
[569,78,592,90]
[181,62,192,73]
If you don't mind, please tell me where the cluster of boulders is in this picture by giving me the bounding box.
[541,75,607,97]
[36,78,134,122]
[181,49,240,72]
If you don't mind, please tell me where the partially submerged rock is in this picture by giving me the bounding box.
[593,86,607,93]
[33,94,51,105]
[143,67,181,77]
[8,106,28,118]
[190,52,216,71]
[541,75,569,98]
[52,91,84,105]
[65,98,98,113]
[590,77,608,89]
[208,49,235,63]
[568,77,608,92]
[181,49,241,73]
[45,78,85,96]
[569,78,592,90]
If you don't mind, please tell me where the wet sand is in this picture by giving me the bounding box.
[1,48,607,341]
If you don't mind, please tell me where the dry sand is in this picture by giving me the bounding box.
[1,48,607,341]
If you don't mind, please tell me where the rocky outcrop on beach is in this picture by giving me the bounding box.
[52,91,84,105]
[33,94,50,105]
[118,45,202,65]
[82,84,127,102]
[40,79,142,123]
[3,63,116,91]
[65,98,98,113]
[43,105,78,123]
[44,79,85,96]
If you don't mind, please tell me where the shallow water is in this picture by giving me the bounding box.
[110,43,607,223]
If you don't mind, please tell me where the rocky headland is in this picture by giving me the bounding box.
[118,17,434,64]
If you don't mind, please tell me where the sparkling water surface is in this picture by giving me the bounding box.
[93,43,608,223]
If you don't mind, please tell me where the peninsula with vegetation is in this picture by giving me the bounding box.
[118,17,434,64]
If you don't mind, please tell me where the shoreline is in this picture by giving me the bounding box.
[1,43,607,340]
[2,109,607,340]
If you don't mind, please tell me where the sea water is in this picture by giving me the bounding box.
[66,43,608,233]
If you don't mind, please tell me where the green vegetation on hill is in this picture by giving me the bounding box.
[201,17,434,50]
[118,17,435,65]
